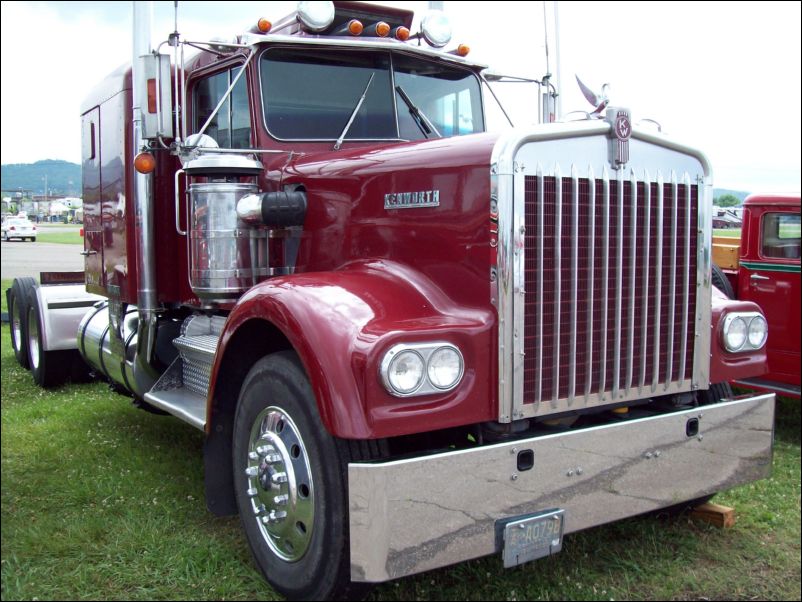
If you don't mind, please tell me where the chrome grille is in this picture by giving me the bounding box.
[522,169,698,409]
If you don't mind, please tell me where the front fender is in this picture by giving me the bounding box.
[208,260,496,439]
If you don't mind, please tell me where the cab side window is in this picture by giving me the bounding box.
[194,67,251,148]
[761,213,801,260]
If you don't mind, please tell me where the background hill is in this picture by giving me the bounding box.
[1,160,81,197]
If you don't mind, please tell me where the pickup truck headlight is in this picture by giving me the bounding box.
[747,315,768,349]
[722,312,767,352]
[381,343,464,397]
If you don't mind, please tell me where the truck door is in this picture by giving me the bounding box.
[740,210,801,384]
[81,108,104,292]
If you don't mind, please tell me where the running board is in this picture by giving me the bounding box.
[144,357,207,430]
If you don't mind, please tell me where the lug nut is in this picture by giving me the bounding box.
[244,466,259,477]
[271,472,288,485]
[273,494,289,506]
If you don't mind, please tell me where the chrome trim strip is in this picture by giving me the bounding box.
[626,168,637,393]
[693,175,713,390]
[584,166,596,401]
[569,165,579,403]
[666,172,678,389]
[349,394,775,583]
[512,163,527,418]
[613,168,624,399]
[600,168,610,398]
[493,165,514,423]
[652,172,664,392]
[680,173,692,385]
[552,166,563,404]
[639,170,652,392]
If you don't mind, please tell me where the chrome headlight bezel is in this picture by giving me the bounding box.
[721,312,768,353]
[380,342,464,397]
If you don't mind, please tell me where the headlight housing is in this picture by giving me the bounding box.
[381,342,464,397]
[721,312,768,352]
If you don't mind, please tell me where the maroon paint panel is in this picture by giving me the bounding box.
[209,261,497,439]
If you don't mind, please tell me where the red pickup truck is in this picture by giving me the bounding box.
[713,193,801,397]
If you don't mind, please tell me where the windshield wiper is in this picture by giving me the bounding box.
[334,72,375,150]
[395,85,441,139]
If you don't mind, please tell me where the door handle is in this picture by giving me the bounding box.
[80,250,98,256]
[750,273,770,281]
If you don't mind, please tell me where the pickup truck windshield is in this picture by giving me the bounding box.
[260,47,484,141]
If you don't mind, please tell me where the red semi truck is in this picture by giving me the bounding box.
[712,193,801,398]
[5,2,776,599]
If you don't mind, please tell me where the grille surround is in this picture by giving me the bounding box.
[490,125,712,422]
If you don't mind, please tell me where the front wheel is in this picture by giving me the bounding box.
[233,352,366,601]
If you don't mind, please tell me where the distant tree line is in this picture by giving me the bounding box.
[713,194,741,207]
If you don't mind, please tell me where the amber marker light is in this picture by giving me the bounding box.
[134,152,156,174]
[456,43,470,56]
[375,21,390,37]
[257,18,272,33]
[393,26,410,41]
[348,19,363,35]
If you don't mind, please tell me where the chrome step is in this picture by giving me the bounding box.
[144,357,206,430]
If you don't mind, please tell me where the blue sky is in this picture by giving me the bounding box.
[1,1,800,193]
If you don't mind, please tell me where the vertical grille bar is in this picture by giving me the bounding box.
[600,168,610,397]
[569,166,579,403]
[536,165,545,403]
[680,172,692,384]
[665,172,678,389]
[613,169,624,399]
[652,172,664,392]
[626,169,637,393]
[639,170,652,392]
[552,166,563,403]
[584,166,596,401]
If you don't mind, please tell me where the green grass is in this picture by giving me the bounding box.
[1,328,800,600]
[34,229,83,245]
[713,228,742,238]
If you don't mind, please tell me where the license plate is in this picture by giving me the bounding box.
[499,509,565,568]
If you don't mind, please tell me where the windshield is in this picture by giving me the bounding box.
[260,47,484,142]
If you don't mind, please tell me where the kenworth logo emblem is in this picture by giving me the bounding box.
[384,190,440,209]
[605,106,632,168]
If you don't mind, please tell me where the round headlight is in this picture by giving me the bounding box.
[724,316,748,351]
[296,1,335,32]
[387,350,425,395]
[747,315,768,348]
[421,10,452,47]
[427,346,464,390]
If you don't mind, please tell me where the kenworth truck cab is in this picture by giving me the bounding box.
[6,2,775,599]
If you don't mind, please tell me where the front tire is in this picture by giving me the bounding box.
[233,352,364,601]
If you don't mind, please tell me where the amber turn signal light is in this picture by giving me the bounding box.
[134,152,156,174]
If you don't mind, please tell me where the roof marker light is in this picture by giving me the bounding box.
[333,19,363,36]
[392,26,410,41]
[449,43,470,57]
[257,18,272,33]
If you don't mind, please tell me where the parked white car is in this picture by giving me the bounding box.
[1,217,37,241]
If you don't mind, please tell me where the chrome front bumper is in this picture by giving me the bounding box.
[348,393,774,582]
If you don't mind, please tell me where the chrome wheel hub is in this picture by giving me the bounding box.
[245,406,314,562]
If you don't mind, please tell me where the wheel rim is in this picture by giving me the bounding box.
[11,297,22,352]
[27,306,40,370]
[245,406,314,562]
